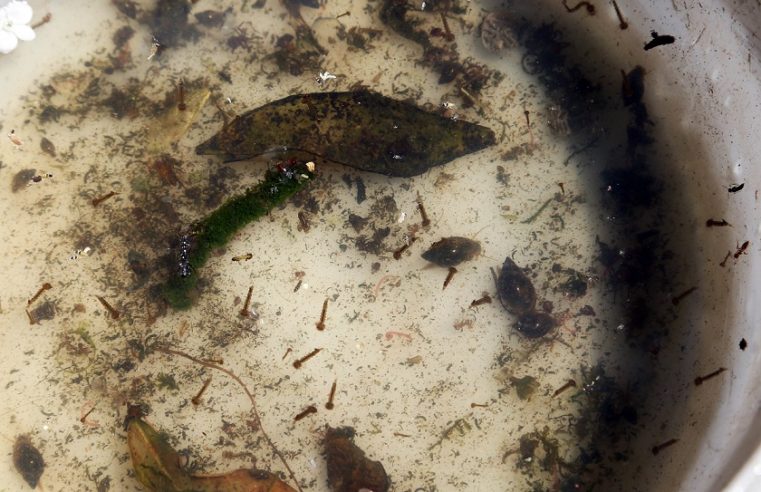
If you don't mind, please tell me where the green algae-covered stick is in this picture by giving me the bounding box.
[196,90,496,177]
[163,161,314,309]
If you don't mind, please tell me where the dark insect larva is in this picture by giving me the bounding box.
[196,90,496,177]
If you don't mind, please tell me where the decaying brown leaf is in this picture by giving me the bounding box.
[127,412,296,491]
[146,81,211,154]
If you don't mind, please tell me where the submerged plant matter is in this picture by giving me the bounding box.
[196,90,495,177]
[323,426,390,492]
[126,411,296,491]
[162,160,314,309]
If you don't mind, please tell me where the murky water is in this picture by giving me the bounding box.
[0,1,700,491]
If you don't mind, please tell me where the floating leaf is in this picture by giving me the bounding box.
[127,415,296,492]
[146,82,211,154]
[196,90,495,177]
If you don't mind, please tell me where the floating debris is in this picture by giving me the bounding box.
[323,426,390,492]
[479,11,517,52]
[126,413,296,491]
[510,375,539,400]
[196,91,495,177]
[146,80,210,154]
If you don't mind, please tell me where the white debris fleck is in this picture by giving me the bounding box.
[442,102,456,109]
[316,71,337,85]
[397,212,406,224]
[147,37,161,60]
[305,161,316,172]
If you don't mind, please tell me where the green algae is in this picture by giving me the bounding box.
[162,161,314,309]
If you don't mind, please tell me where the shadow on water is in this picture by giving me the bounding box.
[492,2,724,490]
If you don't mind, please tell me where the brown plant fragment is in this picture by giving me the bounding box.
[323,426,390,492]
[126,415,296,491]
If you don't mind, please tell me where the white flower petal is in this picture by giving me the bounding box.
[9,23,34,41]
[0,29,18,54]
[5,1,33,25]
